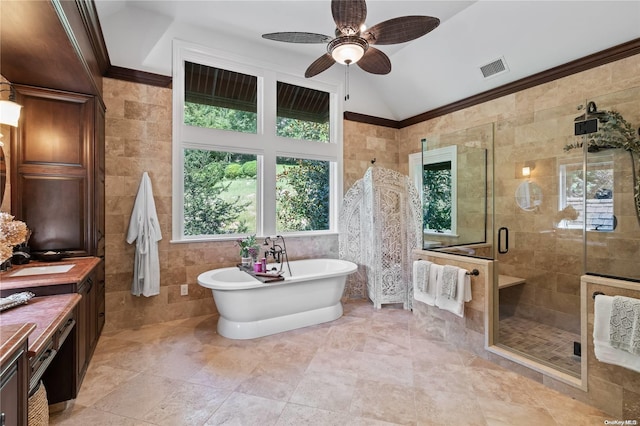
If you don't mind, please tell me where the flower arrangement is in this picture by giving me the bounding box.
[0,212,28,264]
[237,234,260,259]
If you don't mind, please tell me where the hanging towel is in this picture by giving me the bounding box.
[593,294,640,373]
[126,172,163,297]
[413,260,437,306]
[435,266,472,318]
[440,265,458,299]
[609,296,640,356]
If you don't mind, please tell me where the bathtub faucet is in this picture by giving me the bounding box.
[263,235,291,276]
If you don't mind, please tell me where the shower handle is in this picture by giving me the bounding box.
[498,227,509,254]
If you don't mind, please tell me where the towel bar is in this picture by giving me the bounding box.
[417,259,479,277]
[593,291,605,299]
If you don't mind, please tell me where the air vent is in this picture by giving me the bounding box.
[480,57,509,79]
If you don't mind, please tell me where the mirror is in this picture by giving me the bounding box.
[0,145,5,206]
[515,181,543,211]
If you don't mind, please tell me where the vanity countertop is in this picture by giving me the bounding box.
[0,257,100,292]
[0,293,81,357]
[0,322,36,366]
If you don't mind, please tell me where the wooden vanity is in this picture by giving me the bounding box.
[0,257,103,423]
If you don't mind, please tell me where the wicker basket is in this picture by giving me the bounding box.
[28,381,49,426]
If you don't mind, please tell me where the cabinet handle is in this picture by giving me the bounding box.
[1,412,5,426]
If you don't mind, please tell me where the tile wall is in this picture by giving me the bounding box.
[102,78,338,331]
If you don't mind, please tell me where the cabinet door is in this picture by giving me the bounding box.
[76,282,88,382]
[11,86,94,256]
[0,363,20,426]
[0,346,28,426]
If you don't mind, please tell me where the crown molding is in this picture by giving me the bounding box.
[343,38,640,129]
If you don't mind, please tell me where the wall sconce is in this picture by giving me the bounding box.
[0,82,22,127]
[521,161,536,178]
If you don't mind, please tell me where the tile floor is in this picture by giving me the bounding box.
[499,316,582,376]
[50,300,610,425]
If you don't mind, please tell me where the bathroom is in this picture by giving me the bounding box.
[93,49,640,418]
[1,2,640,424]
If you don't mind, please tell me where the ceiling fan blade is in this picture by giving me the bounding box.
[364,16,440,45]
[262,32,333,44]
[305,53,336,78]
[357,47,391,75]
[331,0,367,35]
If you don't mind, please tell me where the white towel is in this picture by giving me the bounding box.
[593,295,640,373]
[609,296,640,356]
[435,266,472,318]
[126,172,163,297]
[413,260,437,306]
[440,265,458,299]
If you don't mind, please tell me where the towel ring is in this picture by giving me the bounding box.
[592,291,605,299]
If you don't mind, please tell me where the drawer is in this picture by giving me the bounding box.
[55,313,76,350]
[29,340,56,392]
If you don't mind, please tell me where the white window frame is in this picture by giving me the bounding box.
[171,40,343,242]
[558,156,614,231]
[409,144,458,236]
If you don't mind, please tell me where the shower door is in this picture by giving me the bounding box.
[493,102,585,377]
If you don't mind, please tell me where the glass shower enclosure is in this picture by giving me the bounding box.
[419,85,640,378]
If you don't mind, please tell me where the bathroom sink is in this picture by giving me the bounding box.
[9,264,75,277]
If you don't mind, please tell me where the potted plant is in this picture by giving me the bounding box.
[237,234,259,266]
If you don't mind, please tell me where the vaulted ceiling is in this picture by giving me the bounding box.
[94,1,640,121]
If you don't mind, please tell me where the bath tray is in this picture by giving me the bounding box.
[237,266,284,283]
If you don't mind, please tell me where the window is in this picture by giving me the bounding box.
[276,157,330,232]
[276,82,329,142]
[183,149,257,235]
[184,62,257,133]
[409,145,458,236]
[559,158,614,231]
[172,41,342,241]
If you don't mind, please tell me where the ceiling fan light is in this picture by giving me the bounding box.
[328,36,368,65]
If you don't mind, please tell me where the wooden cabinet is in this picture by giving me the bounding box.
[0,258,101,404]
[0,355,23,426]
[8,84,105,402]
[10,85,103,258]
[76,270,98,385]
[0,324,33,426]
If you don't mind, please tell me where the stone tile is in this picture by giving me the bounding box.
[415,389,487,425]
[275,404,352,426]
[477,398,557,426]
[203,392,285,426]
[91,373,183,420]
[289,369,358,412]
[349,379,417,425]
[140,382,230,425]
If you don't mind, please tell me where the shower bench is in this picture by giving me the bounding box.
[498,275,526,289]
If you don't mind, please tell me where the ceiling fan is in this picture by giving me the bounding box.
[262,0,440,78]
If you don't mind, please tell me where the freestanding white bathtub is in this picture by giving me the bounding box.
[197,258,357,339]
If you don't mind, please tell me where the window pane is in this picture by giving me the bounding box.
[559,161,614,230]
[276,82,329,142]
[276,157,330,232]
[423,161,452,232]
[184,62,257,133]
[183,149,257,235]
